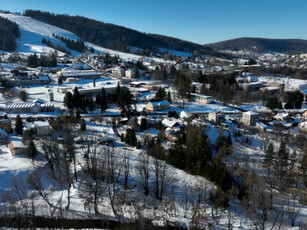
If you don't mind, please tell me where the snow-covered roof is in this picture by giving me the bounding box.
[162,118,181,128]
[34,121,49,128]
[10,140,26,149]
[243,111,259,116]
[150,100,170,107]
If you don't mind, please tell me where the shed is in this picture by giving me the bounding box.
[10,140,27,155]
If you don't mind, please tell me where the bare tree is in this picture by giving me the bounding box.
[137,152,150,196]
[122,151,130,190]
[80,137,106,215]
[27,171,53,208]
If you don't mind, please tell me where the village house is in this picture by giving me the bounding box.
[146,100,170,111]
[112,66,125,77]
[241,111,259,126]
[208,112,225,124]
[256,122,267,133]
[125,68,135,79]
[57,70,102,80]
[9,139,27,156]
[273,112,290,122]
[34,121,51,136]
[190,93,214,104]
[0,118,11,133]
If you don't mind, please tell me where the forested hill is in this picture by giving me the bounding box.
[24,10,214,56]
[0,16,20,51]
[206,37,307,54]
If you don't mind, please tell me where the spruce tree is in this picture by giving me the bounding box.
[15,115,23,135]
[72,87,81,109]
[100,87,107,112]
[58,75,63,85]
[166,91,172,104]
[27,139,37,159]
[80,119,86,131]
[64,92,73,109]
[264,143,274,168]
[75,110,81,120]
[276,141,289,177]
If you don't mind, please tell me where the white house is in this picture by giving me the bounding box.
[241,111,259,126]
[9,139,27,156]
[34,121,51,136]
[190,93,214,104]
[208,112,225,124]
[146,100,170,111]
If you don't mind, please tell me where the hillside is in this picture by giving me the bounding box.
[0,12,158,61]
[207,37,307,54]
[23,10,215,56]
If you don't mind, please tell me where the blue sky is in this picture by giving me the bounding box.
[0,0,307,44]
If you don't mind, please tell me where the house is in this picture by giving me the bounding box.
[146,100,170,111]
[125,68,135,79]
[0,118,11,133]
[34,121,50,136]
[112,66,125,77]
[241,111,259,126]
[273,112,290,122]
[9,139,27,155]
[256,122,267,133]
[208,112,225,124]
[165,127,180,142]
[0,129,8,143]
[191,93,214,104]
[57,70,102,80]
[162,118,182,129]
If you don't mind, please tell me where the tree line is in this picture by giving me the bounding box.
[0,16,20,51]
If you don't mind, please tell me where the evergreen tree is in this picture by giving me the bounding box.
[155,87,166,101]
[75,110,81,120]
[276,141,289,177]
[27,139,37,159]
[100,87,107,111]
[263,143,274,168]
[80,119,86,131]
[64,92,73,109]
[15,115,23,135]
[170,64,176,75]
[58,75,63,85]
[166,91,172,104]
[72,87,81,108]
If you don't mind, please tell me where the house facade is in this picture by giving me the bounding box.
[146,100,170,111]
[241,111,259,126]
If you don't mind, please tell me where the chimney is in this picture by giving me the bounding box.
[93,78,96,87]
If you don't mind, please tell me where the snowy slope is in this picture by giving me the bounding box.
[0,13,167,62]
[0,13,80,56]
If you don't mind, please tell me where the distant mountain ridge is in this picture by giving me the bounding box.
[206,37,307,54]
